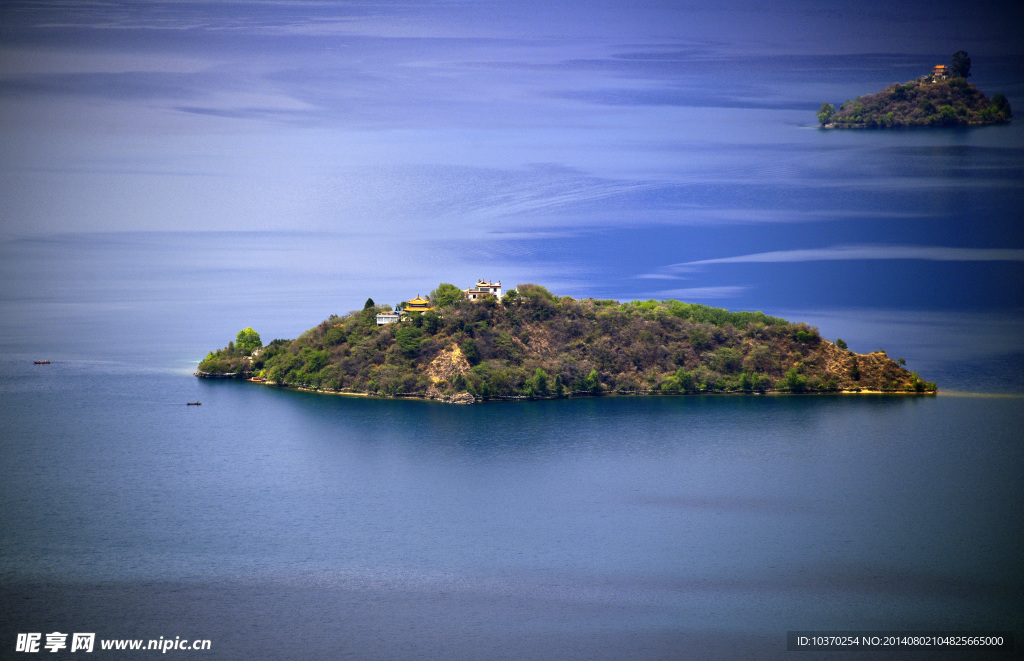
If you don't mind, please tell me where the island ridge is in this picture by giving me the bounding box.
[196,282,936,403]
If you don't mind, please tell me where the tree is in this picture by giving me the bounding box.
[421,311,441,335]
[583,369,601,394]
[364,298,375,309]
[710,347,743,373]
[950,50,971,79]
[660,376,681,393]
[235,327,262,355]
[532,368,549,396]
[817,102,835,126]
[301,348,328,373]
[267,365,285,385]
[747,345,777,372]
[689,329,710,350]
[675,368,695,392]
[429,283,463,308]
[394,326,423,358]
[460,338,480,365]
[835,338,848,350]
[992,93,1012,118]
[781,367,806,392]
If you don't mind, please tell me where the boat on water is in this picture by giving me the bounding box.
[33,360,50,364]
[187,401,202,406]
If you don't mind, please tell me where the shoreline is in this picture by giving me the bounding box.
[820,120,1008,130]
[196,374,940,404]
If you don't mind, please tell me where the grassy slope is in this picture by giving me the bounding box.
[197,284,936,400]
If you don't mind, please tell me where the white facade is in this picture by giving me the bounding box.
[375,311,401,325]
[464,280,502,301]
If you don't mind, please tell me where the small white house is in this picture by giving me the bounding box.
[464,279,502,301]
[375,311,401,325]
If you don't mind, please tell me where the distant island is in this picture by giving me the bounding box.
[818,50,1011,128]
[196,281,936,403]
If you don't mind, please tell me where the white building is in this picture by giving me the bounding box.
[464,279,502,301]
[375,311,401,325]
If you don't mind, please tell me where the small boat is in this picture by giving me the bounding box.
[187,401,202,406]
[34,360,50,364]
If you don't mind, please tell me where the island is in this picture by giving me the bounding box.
[196,281,936,403]
[818,50,1011,128]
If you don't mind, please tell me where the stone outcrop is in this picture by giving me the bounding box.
[423,344,474,403]
[425,344,471,384]
[194,370,250,379]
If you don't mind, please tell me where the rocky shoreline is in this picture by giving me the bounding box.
[195,371,937,405]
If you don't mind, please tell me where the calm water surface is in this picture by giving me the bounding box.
[2,352,1022,657]
[2,62,1023,656]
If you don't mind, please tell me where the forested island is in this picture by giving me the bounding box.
[818,50,1011,128]
[196,283,936,403]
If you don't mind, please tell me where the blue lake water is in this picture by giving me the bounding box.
[2,52,1024,659]
[2,297,1023,657]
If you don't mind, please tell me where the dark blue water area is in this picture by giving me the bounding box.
[477,123,1024,304]
[2,355,1023,657]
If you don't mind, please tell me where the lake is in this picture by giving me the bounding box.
[2,38,1024,660]
[1,329,1022,658]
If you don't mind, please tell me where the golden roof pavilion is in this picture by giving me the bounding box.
[402,295,434,313]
